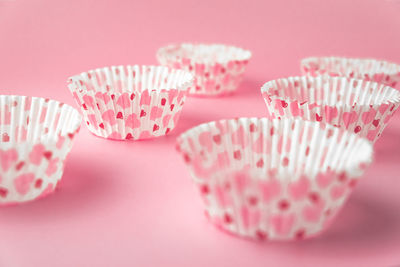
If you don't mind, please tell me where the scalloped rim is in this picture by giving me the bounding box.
[301,56,400,77]
[177,117,373,180]
[157,43,252,65]
[0,95,81,146]
[67,65,194,95]
[261,76,400,108]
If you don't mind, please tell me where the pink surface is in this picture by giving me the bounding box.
[1,0,400,266]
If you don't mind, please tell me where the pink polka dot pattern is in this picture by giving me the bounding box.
[0,95,81,205]
[68,65,193,141]
[301,57,400,87]
[157,43,251,96]
[261,76,400,143]
[176,118,372,241]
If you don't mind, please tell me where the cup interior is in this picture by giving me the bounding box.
[178,118,372,182]
[302,57,400,77]
[262,76,400,106]
[0,95,81,145]
[158,43,251,64]
[68,65,192,94]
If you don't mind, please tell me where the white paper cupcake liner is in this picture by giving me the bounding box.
[261,76,400,143]
[68,65,193,140]
[157,43,251,96]
[176,118,372,241]
[301,56,400,87]
[0,95,81,205]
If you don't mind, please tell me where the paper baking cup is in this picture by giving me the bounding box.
[68,65,193,140]
[0,95,81,205]
[301,57,400,87]
[261,76,400,143]
[157,43,251,96]
[176,118,372,241]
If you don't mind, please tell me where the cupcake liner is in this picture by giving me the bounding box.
[176,118,372,241]
[0,95,81,204]
[157,43,251,96]
[68,65,193,140]
[261,76,400,143]
[301,57,400,87]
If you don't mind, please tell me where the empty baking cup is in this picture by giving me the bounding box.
[157,43,251,96]
[0,95,81,205]
[261,76,400,143]
[301,56,400,87]
[68,65,193,140]
[176,118,372,241]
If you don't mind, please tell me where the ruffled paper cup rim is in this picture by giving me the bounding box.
[0,95,82,147]
[157,43,252,66]
[261,76,400,108]
[177,117,373,181]
[301,56,400,82]
[67,65,193,95]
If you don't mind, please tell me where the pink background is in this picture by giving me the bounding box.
[1,0,400,266]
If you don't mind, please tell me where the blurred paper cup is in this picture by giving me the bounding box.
[176,118,372,240]
[0,95,81,205]
[157,43,251,96]
[301,57,400,87]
